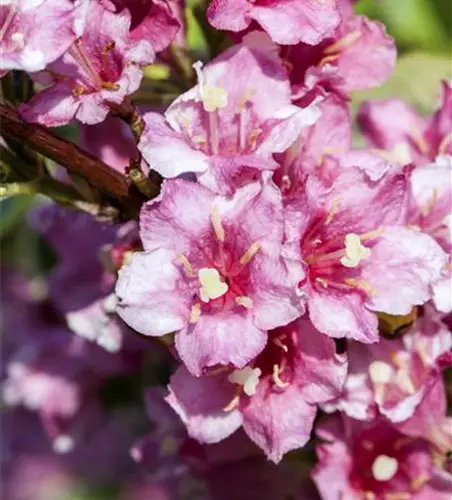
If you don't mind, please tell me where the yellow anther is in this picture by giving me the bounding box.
[222,391,241,412]
[235,296,253,309]
[325,198,341,225]
[235,89,255,113]
[315,277,328,288]
[384,494,411,500]
[344,278,376,296]
[210,207,225,241]
[176,254,195,277]
[324,31,362,55]
[411,474,429,492]
[272,364,289,388]
[248,128,262,150]
[101,82,120,90]
[198,268,228,303]
[239,241,261,266]
[72,86,86,97]
[421,188,438,217]
[340,233,371,268]
[273,338,289,353]
[202,84,228,112]
[396,370,416,395]
[228,367,262,396]
[371,455,398,482]
[101,40,115,55]
[189,303,201,324]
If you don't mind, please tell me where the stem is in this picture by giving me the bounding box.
[110,97,145,143]
[0,104,145,216]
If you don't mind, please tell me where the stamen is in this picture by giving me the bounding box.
[228,367,261,396]
[368,361,393,384]
[272,364,289,388]
[343,278,376,296]
[189,303,201,324]
[396,370,416,395]
[324,31,362,55]
[222,391,241,412]
[318,53,340,67]
[176,254,195,277]
[340,233,371,268]
[235,296,253,309]
[72,86,86,97]
[208,111,219,155]
[325,198,341,225]
[239,241,261,265]
[101,82,120,90]
[371,455,398,482]
[384,494,411,500]
[210,207,225,241]
[409,128,429,155]
[101,40,115,55]
[315,277,328,288]
[411,474,429,492]
[198,268,228,303]
[248,128,262,150]
[273,338,288,353]
[416,339,431,366]
[364,493,376,500]
[202,84,228,112]
[359,227,385,241]
[421,188,438,216]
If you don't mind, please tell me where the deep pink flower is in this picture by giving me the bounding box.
[284,155,447,342]
[110,0,181,52]
[0,0,88,74]
[116,178,303,375]
[323,308,452,423]
[19,0,154,126]
[283,14,396,106]
[138,33,320,194]
[408,155,452,312]
[358,81,452,165]
[312,414,452,500]
[207,0,340,46]
[165,318,347,462]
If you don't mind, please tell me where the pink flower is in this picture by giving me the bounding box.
[323,308,452,423]
[110,0,181,52]
[138,33,320,195]
[116,178,303,375]
[207,0,340,46]
[312,413,451,500]
[284,14,395,106]
[358,81,452,165]
[408,155,452,313]
[284,155,447,342]
[19,0,154,126]
[165,318,347,463]
[0,0,87,74]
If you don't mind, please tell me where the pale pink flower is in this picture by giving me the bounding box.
[323,308,452,423]
[284,14,396,105]
[312,413,452,500]
[19,0,154,126]
[138,32,320,194]
[284,155,447,342]
[207,0,340,46]
[0,0,87,74]
[116,178,302,375]
[358,81,452,165]
[165,318,347,463]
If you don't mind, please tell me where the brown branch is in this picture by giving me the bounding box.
[0,104,146,216]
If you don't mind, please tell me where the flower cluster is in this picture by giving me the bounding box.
[1,0,451,498]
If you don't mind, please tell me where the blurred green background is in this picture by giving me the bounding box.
[1,1,451,498]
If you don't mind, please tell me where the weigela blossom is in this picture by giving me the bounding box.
[0,0,88,74]
[408,155,452,313]
[165,318,347,463]
[284,154,447,343]
[283,13,396,105]
[116,177,302,375]
[312,413,452,500]
[323,308,452,423]
[19,0,155,126]
[138,33,320,194]
[358,81,452,165]
[207,0,341,46]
